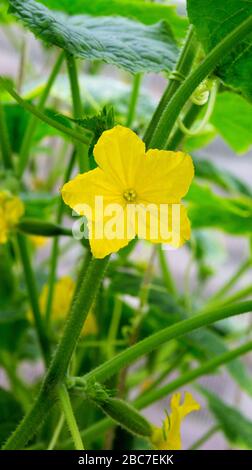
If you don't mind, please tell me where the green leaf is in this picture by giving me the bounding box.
[3,103,72,153]
[200,388,252,449]
[0,0,10,23]
[0,388,23,445]
[194,157,252,197]
[210,92,252,154]
[186,182,252,235]
[8,0,179,74]
[187,0,252,101]
[38,0,187,40]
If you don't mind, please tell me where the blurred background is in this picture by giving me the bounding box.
[0,0,251,449]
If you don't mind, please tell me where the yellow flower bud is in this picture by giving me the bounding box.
[0,190,24,244]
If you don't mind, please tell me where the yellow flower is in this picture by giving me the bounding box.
[39,276,75,319]
[61,126,194,259]
[151,392,200,450]
[0,190,24,244]
[34,276,97,335]
[29,235,49,248]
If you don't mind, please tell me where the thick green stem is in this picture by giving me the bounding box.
[3,256,109,450]
[148,16,252,149]
[17,233,50,366]
[17,52,64,177]
[144,25,197,148]
[0,77,91,147]
[83,301,252,384]
[126,74,142,127]
[0,101,13,169]
[58,384,84,450]
[66,53,89,173]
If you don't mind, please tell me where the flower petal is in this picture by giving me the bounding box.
[137,149,194,203]
[135,203,191,247]
[88,206,136,258]
[93,125,146,189]
[61,168,121,221]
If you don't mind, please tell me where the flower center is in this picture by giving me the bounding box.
[123,188,137,202]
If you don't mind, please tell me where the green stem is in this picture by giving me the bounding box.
[157,245,177,296]
[189,425,220,450]
[126,74,142,127]
[45,150,76,327]
[48,414,65,450]
[209,259,251,303]
[0,77,91,148]
[148,16,252,149]
[166,102,201,150]
[17,52,64,177]
[3,256,109,450]
[16,233,50,366]
[206,285,252,310]
[83,301,252,384]
[144,25,197,148]
[58,384,84,450]
[107,296,122,360]
[66,53,89,173]
[0,101,13,169]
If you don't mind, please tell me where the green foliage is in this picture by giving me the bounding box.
[194,157,252,197]
[187,0,252,101]
[0,388,23,445]
[8,0,179,74]
[1,0,252,452]
[210,92,252,154]
[186,182,252,235]
[38,0,187,40]
[201,388,252,449]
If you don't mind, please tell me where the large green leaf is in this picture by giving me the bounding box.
[200,388,252,449]
[8,0,179,74]
[210,92,252,154]
[38,0,187,39]
[187,0,252,101]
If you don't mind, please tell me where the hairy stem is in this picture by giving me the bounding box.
[3,256,109,449]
